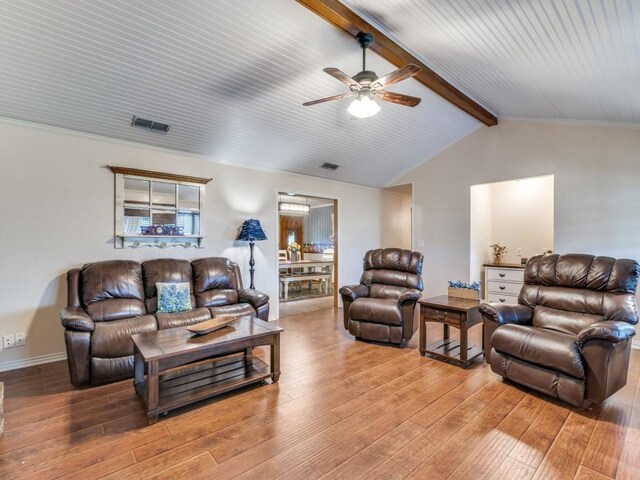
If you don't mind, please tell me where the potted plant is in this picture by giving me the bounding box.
[489,243,507,264]
[448,281,481,300]
[287,242,301,262]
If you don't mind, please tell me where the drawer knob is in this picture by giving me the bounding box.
[499,298,505,303]
[499,273,506,278]
[436,310,447,321]
[499,286,505,290]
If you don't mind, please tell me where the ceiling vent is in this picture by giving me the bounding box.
[321,162,340,170]
[131,116,171,133]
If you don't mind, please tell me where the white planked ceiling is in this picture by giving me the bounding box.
[344,0,640,124]
[0,0,481,188]
[2,1,636,188]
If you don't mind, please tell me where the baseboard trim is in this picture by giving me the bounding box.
[0,352,67,372]
[633,340,640,350]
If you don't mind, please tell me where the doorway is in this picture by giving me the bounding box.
[277,192,337,318]
[470,175,554,298]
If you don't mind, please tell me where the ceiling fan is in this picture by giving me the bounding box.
[303,32,422,118]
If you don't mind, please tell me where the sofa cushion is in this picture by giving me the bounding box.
[349,298,402,326]
[208,303,255,318]
[81,260,146,321]
[492,324,584,378]
[91,315,157,357]
[532,305,601,335]
[157,282,193,313]
[156,308,211,330]
[142,259,195,312]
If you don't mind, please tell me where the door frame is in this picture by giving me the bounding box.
[274,190,339,311]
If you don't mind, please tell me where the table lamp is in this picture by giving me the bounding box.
[236,219,267,289]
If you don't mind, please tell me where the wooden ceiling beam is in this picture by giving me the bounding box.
[296,0,498,126]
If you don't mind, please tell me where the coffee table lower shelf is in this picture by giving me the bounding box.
[423,339,483,367]
[134,354,272,421]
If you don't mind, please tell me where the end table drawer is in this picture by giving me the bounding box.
[422,307,462,325]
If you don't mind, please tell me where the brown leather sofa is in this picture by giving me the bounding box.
[480,253,639,407]
[340,248,423,347]
[61,257,269,386]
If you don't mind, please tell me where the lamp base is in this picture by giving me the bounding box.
[249,240,256,289]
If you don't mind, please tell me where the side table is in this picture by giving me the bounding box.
[419,295,484,368]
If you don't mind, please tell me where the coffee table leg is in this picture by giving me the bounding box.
[271,334,281,383]
[134,350,144,387]
[147,360,159,423]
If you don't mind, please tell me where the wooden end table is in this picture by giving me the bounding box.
[131,315,282,423]
[419,295,484,368]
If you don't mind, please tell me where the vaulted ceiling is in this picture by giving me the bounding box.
[0,1,636,188]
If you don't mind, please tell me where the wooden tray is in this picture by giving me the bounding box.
[187,316,237,335]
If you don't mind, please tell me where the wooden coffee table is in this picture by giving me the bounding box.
[131,315,283,423]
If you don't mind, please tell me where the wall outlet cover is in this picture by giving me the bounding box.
[3,334,15,349]
[15,332,25,346]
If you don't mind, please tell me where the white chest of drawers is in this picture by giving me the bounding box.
[484,265,525,305]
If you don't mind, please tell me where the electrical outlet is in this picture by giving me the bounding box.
[3,334,15,349]
[15,332,25,346]
[517,248,522,256]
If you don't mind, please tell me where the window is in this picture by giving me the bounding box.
[110,166,211,248]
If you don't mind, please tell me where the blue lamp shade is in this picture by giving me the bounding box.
[236,219,267,242]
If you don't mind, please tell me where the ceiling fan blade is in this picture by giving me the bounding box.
[372,64,421,89]
[375,91,422,107]
[303,93,353,106]
[323,68,361,90]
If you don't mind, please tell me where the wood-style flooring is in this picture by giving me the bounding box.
[1,308,639,479]
[279,295,334,318]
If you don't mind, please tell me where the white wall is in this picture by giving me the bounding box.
[0,120,395,368]
[470,175,554,280]
[469,183,492,284]
[394,119,640,340]
[489,176,554,264]
[380,191,412,250]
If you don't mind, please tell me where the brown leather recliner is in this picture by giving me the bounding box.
[480,253,639,408]
[340,248,424,347]
[61,257,269,386]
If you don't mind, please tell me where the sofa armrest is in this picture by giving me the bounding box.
[578,321,636,349]
[478,303,533,326]
[60,306,95,332]
[238,289,269,309]
[398,289,422,305]
[339,284,369,301]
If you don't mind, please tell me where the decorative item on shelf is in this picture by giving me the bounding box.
[236,219,267,289]
[489,243,507,264]
[447,281,481,300]
[287,242,301,262]
[140,225,184,236]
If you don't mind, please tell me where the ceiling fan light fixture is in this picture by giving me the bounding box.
[348,94,381,118]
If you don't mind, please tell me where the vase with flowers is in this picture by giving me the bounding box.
[489,243,507,264]
[287,242,301,262]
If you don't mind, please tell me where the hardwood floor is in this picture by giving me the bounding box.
[1,308,639,479]
[279,295,334,318]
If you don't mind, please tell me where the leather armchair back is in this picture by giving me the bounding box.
[191,257,242,307]
[80,260,146,321]
[360,248,423,299]
[142,259,195,313]
[520,254,639,335]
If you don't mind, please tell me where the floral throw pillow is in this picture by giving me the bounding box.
[156,282,192,313]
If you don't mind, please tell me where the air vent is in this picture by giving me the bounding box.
[131,116,170,133]
[321,162,340,170]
